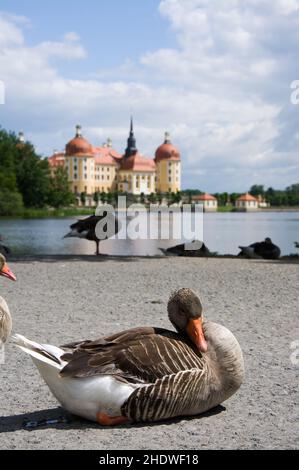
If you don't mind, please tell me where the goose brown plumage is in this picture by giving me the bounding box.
[13,288,244,425]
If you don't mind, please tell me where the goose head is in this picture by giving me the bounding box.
[168,288,208,353]
[0,254,17,281]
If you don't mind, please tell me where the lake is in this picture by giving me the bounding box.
[0,211,298,256]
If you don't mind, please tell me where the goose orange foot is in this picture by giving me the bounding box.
[97,412,130,426]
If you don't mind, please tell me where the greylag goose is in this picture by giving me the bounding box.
[64,213,120,255]
[238,237,281,260]
[0,254,17,345]
[160,240,211,257]
[13,288,244,424]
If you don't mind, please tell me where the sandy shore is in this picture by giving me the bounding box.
[0,256,298,450]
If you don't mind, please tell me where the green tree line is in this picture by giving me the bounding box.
[249,184,299,206]
[0,127,74,215]
[183,185,299,207]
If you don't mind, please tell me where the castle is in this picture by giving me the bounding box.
[48,119,181,203]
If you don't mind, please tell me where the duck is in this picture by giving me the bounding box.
[238,237,281,260]
[13,288,244,425]
[0,254,17,345]
[63,213,120,255]
[160,240,211,257]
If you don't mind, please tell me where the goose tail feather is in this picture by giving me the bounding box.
[12,334,66,370]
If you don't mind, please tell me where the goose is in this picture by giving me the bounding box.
[238,237,281,260]
[160,240,211,257]
[13,288,244,425]
[64,213,120,255]
[0,254,17,345]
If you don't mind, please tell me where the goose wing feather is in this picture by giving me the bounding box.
[60,327,204,385]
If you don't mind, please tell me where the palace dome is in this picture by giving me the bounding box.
[65,125,93,156]
[155,132,180,163]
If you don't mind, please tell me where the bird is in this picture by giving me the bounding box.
[63,213,120,255]
[0,235,11,256]
[0,254,17,345]
[160,240,211,257]
[13,288,244,425]
[238,237,281,260]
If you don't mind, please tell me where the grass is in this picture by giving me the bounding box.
[217,205,235,212]
[0,207,95,219]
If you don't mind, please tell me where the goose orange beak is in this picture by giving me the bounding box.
[0,263,17,281]
[186,317,207,353]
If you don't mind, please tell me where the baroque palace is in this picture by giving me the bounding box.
[48,119,181,201]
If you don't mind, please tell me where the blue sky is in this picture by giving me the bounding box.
[0,0,299,192]
[1,0,174,75]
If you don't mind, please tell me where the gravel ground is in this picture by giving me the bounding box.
[0,256,298,450]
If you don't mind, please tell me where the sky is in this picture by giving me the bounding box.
[0,0,299,192]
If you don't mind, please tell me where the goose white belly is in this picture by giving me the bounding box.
[32,357,137,422]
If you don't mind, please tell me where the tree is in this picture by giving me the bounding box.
[16,141,51,207]
[48,167,75,208]
[148,192,157,204]
[0,189,23,216]
[80,192,86,206]
[156,191,163,204]
[249,185,264,196]
[100,191,107,204]
[93,191,99,206]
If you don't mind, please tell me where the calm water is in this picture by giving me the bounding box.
[0,211,298,256]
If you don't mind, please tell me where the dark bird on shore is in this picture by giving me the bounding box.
[0,236,11,257]
[63,213,120,255]
[160,240,211,257]
[238,237,281,260]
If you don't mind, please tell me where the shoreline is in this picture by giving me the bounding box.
[7,253,299,262]
[1,207,299,220]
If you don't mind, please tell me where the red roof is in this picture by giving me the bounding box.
[93,145,121,165]
[94,154,118,166]
[237,193,258,202]
[155,142,180,163]
[193,193,217,201]
[120,152,156,172]
[48,152,65,168]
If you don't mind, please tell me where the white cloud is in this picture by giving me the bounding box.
[0,3,299,192]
